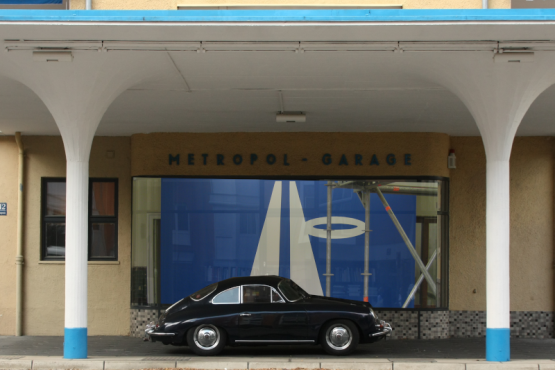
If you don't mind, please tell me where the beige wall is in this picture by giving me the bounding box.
[1,132,553,337]
[449,136,555,312]
[70,0,510,9]
[0,137,19,336]
[0,136,132,336]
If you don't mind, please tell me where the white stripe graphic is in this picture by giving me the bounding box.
[289,181,324,296]
[250,181,282,276]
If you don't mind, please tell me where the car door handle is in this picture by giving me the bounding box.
[240,313,251,317]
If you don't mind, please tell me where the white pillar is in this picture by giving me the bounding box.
[1,50,162,359]
[485,159,510,360]
[413,51,555,362]
[64,160,90,358]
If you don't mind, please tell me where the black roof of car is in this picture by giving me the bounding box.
[216,275,285,290]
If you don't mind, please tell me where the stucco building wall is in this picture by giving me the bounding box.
[449,136,555,312]
[0,133,553,337]
[69,0,511,10]
[13,136,132,336]
[0,137,19,336]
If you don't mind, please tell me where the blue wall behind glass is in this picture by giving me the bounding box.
[160,179,416,308]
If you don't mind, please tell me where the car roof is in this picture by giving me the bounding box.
[216,275,285,290]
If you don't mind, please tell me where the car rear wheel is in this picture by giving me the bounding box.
[320,320,359,356]
[187,324,226,356]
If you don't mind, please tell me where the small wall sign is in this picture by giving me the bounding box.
[0,203,6,216]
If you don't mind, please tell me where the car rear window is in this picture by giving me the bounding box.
[190,283,218,301]
[278,280,303,302]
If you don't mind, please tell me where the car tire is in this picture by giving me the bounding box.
[187,324,226,356]
[320,320,359,356]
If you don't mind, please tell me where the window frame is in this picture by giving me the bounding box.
[88,178,119,261]
[211,286,241,305]
[41,177,67,261]
[210,284,285,305]
[130,175,449,311]
[40,177,119,261]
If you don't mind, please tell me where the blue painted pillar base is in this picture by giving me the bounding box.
[64,328,87,359]
[486,328,510,362]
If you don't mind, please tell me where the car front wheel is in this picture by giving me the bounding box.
[320,320,359,355]
[187,324,226,356]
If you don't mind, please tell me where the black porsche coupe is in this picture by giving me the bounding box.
[145,275,392,356]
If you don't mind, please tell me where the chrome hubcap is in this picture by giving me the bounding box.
[326,325,352,350]
[194,325,220,350]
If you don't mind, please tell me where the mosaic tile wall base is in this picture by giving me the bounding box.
[130,309,554,339]
[450,311,554,339]
[130,308,161,338]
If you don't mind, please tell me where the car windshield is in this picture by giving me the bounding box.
[190,283,218,301]
[278,279,308,301]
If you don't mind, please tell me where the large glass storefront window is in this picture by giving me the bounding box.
[131,178,448,309]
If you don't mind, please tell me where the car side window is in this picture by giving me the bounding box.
[212,287,240,304]
[242,285,272,303]
[272,289,285,303]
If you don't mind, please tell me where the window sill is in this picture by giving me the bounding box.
[39,261,120,265]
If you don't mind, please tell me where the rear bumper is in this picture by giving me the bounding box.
[370,320,392,337]
[145,323,176,342]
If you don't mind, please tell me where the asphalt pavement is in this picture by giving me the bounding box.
[0,336,554,360]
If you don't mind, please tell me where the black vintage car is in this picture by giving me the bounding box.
[146,275,392,356]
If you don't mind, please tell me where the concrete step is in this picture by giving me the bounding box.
[1,358,554,370]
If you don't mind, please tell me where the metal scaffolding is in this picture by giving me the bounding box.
[325,180,438,304]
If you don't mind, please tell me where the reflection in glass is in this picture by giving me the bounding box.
[131,178,162,307]
[131,178,447,309]
[91,223,116,258]
[243,285,271,303]
[92,182,115,216]
[45,223,65,257]
[212,287,240,304]
[46,182,66,216]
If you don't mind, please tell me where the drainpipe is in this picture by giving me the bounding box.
[15,132,24,337]
[483,0,488,9]
[86,0,91,10]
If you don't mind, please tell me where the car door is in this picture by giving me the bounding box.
[238,285,308,342]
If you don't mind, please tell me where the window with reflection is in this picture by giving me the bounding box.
[131,178,448,309]
[212,287,240,304]
[243,285,272,304]
[41,178,118,261]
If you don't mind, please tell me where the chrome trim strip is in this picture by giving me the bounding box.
[235,340,315,343]
[277,280,302,302]
[146,329,176,336]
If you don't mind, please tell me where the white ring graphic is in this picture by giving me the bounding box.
[305,217,365,239]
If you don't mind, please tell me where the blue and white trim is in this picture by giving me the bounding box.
[486,328,510,361]
[2,9,555,23]
[64,328,87,359]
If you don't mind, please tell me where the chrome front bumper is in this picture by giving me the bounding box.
[370,320,392,337]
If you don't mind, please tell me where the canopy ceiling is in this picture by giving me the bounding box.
[0,9,554,137]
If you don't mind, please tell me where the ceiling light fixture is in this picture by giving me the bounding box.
[276,112,306,123]
[494,52,534,63]
[275,91,306,122]
[33,51,73,62]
